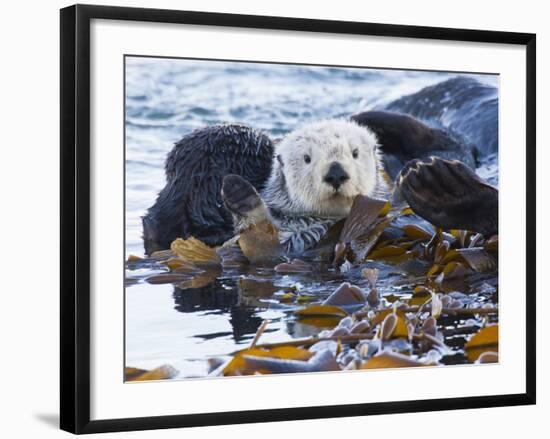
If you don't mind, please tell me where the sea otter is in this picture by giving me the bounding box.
[143,119,386,255]
[142,116,485,255]
[221,119,387,255]
[142,78,498,255]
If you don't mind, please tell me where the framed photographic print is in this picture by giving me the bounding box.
[60,4,536,434]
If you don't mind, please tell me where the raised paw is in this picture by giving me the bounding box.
[221,174,262,215]
[397,157,498,236]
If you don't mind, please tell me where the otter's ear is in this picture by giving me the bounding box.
[277,154,284,167]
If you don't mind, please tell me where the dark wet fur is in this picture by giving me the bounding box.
[384,76,498,156]
[142,124,274,254]
[397,157,498,236]
[351,111,478,179]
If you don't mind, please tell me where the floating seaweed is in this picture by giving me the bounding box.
[125,365,179,382]
[125,188,498,379]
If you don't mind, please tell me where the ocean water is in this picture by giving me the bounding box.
[125,57,498,378]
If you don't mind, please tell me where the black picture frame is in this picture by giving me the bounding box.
[60,4,536,434]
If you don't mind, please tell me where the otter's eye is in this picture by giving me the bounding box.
[304,154,311,164]
[352,149,359,159]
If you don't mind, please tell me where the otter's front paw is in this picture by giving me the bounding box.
[222,174,262,215]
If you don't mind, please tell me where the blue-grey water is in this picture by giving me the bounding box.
[125,57,498,378]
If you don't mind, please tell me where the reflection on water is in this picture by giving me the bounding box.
[125,57,498,378]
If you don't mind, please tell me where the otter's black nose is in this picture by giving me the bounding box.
[324,162,349,190]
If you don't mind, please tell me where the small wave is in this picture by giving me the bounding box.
[127,94,148,101]
[125,118,181,129]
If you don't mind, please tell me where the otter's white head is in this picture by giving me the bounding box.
[265,119,383,217]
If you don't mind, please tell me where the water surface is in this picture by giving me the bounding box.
[125,57,498,378]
